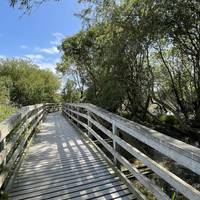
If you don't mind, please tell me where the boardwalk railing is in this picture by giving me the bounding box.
[0,104,52,189]
[63,103,200,200]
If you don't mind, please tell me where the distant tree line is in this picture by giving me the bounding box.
[57,0,200,139]
[0,59,60,106]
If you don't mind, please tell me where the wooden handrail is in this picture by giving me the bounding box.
[0,103,52,189]
[0,104,43,143]
[63,103,200,200]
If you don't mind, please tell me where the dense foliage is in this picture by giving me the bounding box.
[62,79,81,103]
[0,104,17,122]
[56,0,200,138]
[7,0,200,138]
[0,59,60,106]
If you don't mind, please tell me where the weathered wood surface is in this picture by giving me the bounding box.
[66,103,200,175]
[9,112,136,200]
[64,103,200,200]
[0,104,44,143]
[0,104,45,189]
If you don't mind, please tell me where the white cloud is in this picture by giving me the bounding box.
[37,62,55,70]
[25,54,44,61]
[53,58,60,63]
[35,59,58,72]
[0,52,58,73]
[50,32,65,45]
[37,46,59,55]
[32,57,59,72]
[34,33,64,55]
[9,33,65,72]
[0,55,6,59]
[20,45,28,49]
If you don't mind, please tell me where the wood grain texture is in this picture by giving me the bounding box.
[64,103,200,200]
[9,112,135,200]
[66,103,200,175]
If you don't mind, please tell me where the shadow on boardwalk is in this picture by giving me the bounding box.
[8,112,136,200]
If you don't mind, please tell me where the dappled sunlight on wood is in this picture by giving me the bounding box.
[8,112,134,200]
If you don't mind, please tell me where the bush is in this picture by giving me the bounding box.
[0,59,60,106]
[159,114,177,126]
[0,104,17,122]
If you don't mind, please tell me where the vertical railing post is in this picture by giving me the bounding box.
[61,103,63,114]
[65,103,67,113]
[41,105,44,123]
[65,104,68,113]
[69,105,71,118]
[65,104,68,116]
[2,138,6,165]
[41,105,45,123]
[112,123,117,164]
[87,110,92,139]
[71,105,73,120]
[112,123,121,170]
[77,107,80,127]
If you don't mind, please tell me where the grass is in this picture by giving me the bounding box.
[0,104,17,122]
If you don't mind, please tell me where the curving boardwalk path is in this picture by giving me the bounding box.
[9,112,136,200]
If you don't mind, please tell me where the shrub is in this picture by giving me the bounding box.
[0,104,17,122]
[159,114,177,126]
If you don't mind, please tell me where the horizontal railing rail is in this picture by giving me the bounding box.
[0,103,52,189]
[63,103,200,200]
[47,103,62,113]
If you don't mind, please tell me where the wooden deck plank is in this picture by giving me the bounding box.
[9,112,135,200]
[10,175,120,198]
[10,179,124,199]
[113,194,137,200]
[13,170,115,190]
[15,164,110,182]
[17,159,108,176]
[21,152,100,164]
[11,170,117,194]
[18,156,107,169]
[48,186,131,200]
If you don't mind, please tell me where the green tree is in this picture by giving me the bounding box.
[0,59,60,106]
[62,80,81,103]
[57,1,154,118]
[51,0,200,137]
[0,75,12,104]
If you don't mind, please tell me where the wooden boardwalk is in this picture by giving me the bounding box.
[8,112,136,200]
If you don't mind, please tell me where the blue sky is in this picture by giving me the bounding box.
[0,0,83,72]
